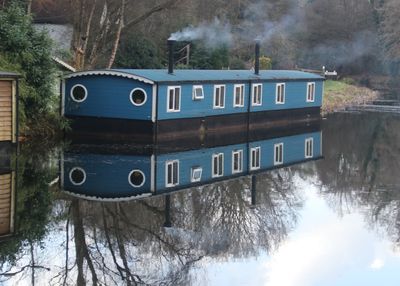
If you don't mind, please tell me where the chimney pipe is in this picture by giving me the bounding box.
[168,39,175,74]
[255,41,260,75]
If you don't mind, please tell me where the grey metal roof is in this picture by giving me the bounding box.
[0,71,20,78]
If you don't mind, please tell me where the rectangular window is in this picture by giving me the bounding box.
[307,82,315,102]
[212,153,224,177]
[250,147,261,170]
[275,83,285,104]
[305,138,314,158]
[252,84,262,106]
[233,84,244,107]
[213,85,225,109]
[167,86,181,112]
[166,160,179,187]
[191,166,203,182]
[274,143,284,165]
[192,85,204,100]
[232,150,243,173]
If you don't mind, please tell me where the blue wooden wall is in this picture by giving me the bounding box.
[157,81,323,120]
[62,153,152,198]
[64,75,153,120]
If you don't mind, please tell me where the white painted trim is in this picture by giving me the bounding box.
[212,153,224,178]
[165,160,179,188]
[63,70,154,85]
[62,189,152,202]
[233,84,245,108]
[251,83,263,106]
[192,85,204,100]
[69,167,87,186]
[151,85,157,123]
[70,84,88,103]
[61,79,66,115]
[306,82,315,102]
[213,84,226,109]
[273,143,284,165]
[305,137,314,158]
[232,149,243,174]
[129,88,147,106]
[250,146,261,170]
[275,83,285,104]
[128,169,146,188]
[167,86,181,113]
[150,155,155,192]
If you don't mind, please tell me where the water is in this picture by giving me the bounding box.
[1,112,400,285]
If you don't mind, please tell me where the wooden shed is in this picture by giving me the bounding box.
[0,71,19,143]
[0,143,15,239]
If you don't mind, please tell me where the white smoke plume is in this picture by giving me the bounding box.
[169,18,233,48]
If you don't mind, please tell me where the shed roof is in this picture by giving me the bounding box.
[65,69,324,84]
[0,71,20,78]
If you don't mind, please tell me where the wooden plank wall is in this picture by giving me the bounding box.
[0,173,12,236]
[0,80,12,142]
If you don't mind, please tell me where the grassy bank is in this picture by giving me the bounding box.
[322,80,379,114]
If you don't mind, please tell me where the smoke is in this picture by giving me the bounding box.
[169,19,233,48]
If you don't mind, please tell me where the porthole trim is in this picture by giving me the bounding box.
[70,84,88,103]
[69,167,87,186]
[129,88,147,106]
[128,169,146,188]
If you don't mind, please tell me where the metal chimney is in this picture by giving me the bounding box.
[168,39,175,74]
[255,40,260,75]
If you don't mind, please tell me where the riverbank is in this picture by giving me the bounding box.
[322,80,379,115]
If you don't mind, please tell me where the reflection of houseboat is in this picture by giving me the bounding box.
[62,43,324,142]
[61,126,323,201]
[0,143,16,240]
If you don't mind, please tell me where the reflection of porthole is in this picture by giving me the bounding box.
[128,170,145,187]
[70,84,88,102]
[130,88,147,106]
[69,167,87,186]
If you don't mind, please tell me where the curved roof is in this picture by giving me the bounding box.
[64,69,324,83]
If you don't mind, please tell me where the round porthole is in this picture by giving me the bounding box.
[130,88,147,106]
[70,84,88,102]
[69,167,87,186]
[128,170,145,188]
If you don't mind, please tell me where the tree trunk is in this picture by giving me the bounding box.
[107,0,125,69]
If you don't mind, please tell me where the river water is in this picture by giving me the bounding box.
[0,112,399,286]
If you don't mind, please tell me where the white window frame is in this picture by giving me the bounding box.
[233,84,245,107]
[129,88,147,106]
[165,160,179,187]
[192,85,204,100]
[305,138,314,158]
[212,153,224,178]
[252,83,262,106]
[213,85,225,109]
[191,166,203,182]
[128,169,146,188]
[274,143,284,165]
[307,82,315,102]
[250,147,261,170]
[275,83,285,104]
[70,84,88,103]
[232,150,243,174]
[69,167,87,186]
[167,86,181,112]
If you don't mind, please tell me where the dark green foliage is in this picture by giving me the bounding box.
[186,42,229,69]
[0,3,56,121]
[114,34,163,69]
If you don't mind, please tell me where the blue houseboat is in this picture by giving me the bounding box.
[61,127,322,201]
[62,42,324,142]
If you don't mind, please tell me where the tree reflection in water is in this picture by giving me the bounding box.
[51,168,302,285]
[316,113,400,248]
